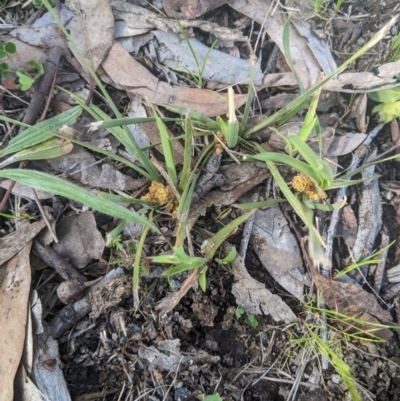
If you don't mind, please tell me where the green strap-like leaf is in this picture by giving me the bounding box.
[0,106,82,157]
[0,169,158,232]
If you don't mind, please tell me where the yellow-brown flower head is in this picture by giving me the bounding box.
[141,181,175,205]
[292,173,327,201]
[214,131,226,155]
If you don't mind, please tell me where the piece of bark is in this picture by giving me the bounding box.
[373,228,390,294]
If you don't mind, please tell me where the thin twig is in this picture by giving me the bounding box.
[32,188,59,243]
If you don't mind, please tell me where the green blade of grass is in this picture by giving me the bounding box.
[0,138,72,168]
[162,260,206,277]
[244,152,321,184]
[298,85,322,141]
[97,192,157,206]
[133,216,152,309]
[157,104,220,131]
[0,169,158,232]
[288,134,334,188]
[98,116,183,129]
[179,114,193,193]
[149,104,178,189]
[204,209,256,259]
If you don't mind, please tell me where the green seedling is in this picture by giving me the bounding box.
[235,306,245,318]
[245,314,259,328]
[106,221,128,248]
[16,59,44,91]
[389,31,400,62]
[107,234,124,252]
[289,300,398,401]
[175,17,218,88]
[204,395,222,401]
[0,41,16,78]
[0,42,44,89]
[0,42,16,80]
[370,87,400,123]
[235,306,258,327]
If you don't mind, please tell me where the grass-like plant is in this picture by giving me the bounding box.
[174,18,218,88]
[1,2,399,310]
[288,300,397,401]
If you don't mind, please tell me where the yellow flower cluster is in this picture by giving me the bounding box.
[214,131,226,155]
[141,181,176,214]
[292,173,327,201]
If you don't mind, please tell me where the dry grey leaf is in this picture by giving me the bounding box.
[387,264,400,284]
[44,145,143,191]
[162,0,229,19]
[311,269,393,340]
[112,0,247,42]
[323,72,396,91]
[226,244,296,323]
[230,0,321,88]
[14,364,44,401]
[0,220,46,266]
[31,294,72,401]
[138,339,219,373]
[378,60,400,78]
[111,0,155,36]
[65,0,114,72]
[350,93,368,133]
[101,41,247,117]
[328,132,366,157]
[0,244,32,401]
[153,30,263,85]
[0,180,54,200]
[291,18,337,75]
[251,205,304,299]
[351,152,382,281]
